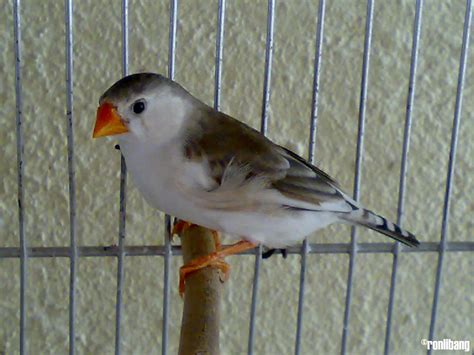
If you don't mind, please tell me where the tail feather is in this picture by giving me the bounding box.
[342,208,420,247]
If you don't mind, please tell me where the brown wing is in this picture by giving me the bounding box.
[180,106,349,212]
[182,107,289,183]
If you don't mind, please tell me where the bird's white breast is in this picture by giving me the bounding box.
[118,136,179,211]
[117,135,220,228]
[117,134,339,247]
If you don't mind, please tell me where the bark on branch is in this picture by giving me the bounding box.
[178,225,223,355]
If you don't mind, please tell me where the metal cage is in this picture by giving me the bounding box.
[2,0,473,354]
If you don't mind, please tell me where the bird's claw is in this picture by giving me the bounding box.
[172,219,193,237]
[262,248,288,259]
[179,255,230,297]
[179,240,257,296]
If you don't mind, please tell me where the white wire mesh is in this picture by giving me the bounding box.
[2,0,473,354]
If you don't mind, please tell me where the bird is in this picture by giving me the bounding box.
[92,72,419,294]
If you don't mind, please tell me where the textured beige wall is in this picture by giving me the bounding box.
[1,0,473,354]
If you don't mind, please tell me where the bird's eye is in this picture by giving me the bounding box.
[132,100,146,114]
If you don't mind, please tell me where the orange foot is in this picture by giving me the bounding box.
[172,219,193,237]
[171,219,221,249]
[179,240,257,296]
[172,220,221,247]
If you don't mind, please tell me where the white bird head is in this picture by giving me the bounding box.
[93,73,195,144]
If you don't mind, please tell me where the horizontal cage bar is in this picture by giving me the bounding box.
[0,242,472,259]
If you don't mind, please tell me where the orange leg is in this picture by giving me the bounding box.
[212,230,221,249]
[172,220,222,249]
[172,219,193,237]
[179,240,257,296]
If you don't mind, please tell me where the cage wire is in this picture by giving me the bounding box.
[1,0,473,354]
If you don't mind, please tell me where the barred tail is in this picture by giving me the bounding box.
[342,208,420,247]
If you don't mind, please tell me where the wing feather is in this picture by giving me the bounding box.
[179,106,351,213]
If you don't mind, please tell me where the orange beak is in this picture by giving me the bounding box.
[93,102,129,138]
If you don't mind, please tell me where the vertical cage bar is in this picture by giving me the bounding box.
[168,0,178,80]
[384,1,423,354]
[162,215,172,355]
[114,1,129,354]
[214,0,226,111]
[64,0,77,354]
[162,2,178,354]
[340,0,374,354]
[294,1,326,354]
[294,239,309,355]
[247,244,262,355]
[13,0,27,353]
[307,0,326,166]
[248,1,275,353]
[428,1,472,352]
[258,0,275,136]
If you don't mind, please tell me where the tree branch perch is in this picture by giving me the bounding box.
[178,225,223,355]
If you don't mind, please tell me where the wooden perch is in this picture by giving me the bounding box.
[178,225,223,355]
